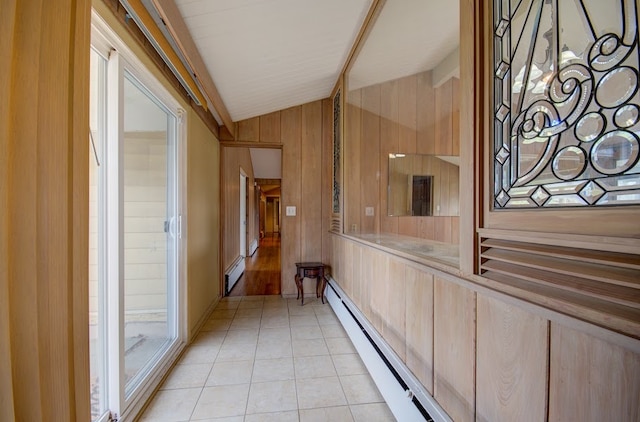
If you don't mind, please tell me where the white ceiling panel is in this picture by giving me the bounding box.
[175,0,373,121]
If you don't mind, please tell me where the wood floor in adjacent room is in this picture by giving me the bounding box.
[229,234,281,296]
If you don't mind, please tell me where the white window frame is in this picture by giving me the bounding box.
[91,10,188,421]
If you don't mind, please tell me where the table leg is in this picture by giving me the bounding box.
[295,274,304,305]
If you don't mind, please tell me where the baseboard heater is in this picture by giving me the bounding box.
[224,256,245,295]
[325,277,451,422]
[248,239,258,256]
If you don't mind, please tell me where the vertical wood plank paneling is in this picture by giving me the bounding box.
[405,265,434,393]
[549,324,640,421]
[300,101,323,267]
[451,77,461,156]
[435,79,453,155]
[434,277,476,422]
[321,99,332,263]
[417,71,436,155]
[398,74,417,154]
[380,80,399,235]
[361,85,381,234]
[476,295,549,422]
[459,0,476,273]
[2,0,90,418]
[369,249,389,331]
[384,258,406,360]
[345,90,362,234]
[0,0,15,417]
[237,117,259,142]
[280,106,302,295]
[259,111,281,143]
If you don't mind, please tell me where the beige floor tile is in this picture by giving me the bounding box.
[206,360,253,386]
[189,417,243,422]
[292,338,329,357]
[326,337,357,355]
[210,309,237,319]
[252,357,295,382]
[216,342,257,362]
[289,316,319,328]
[340,374,384,404]
[296,376,347,409]
[236,307,264,318]
[244,411,299,422]
[215,301,240,310]
[316,313,340,325]
[288,304,317,316]
[238,300,264,310]
[191,384,250,419]
[294,355,336,379]
[299,406,354,422]
[258,327,291,344]
[331,353,368,376]
[178,345,220,365]
[192,330,227,347]
[246,380,298,414]
[138,387,200,421]
[201,318,233,331]
[161,363,212,389]
[229,317,261,330]
[223,328,259,345]
[255,340,293,359]
[291,325,323,340]
[320,324,347,338]
[260,315,290,328]
[350,403,396,421]
[261,307,289,317]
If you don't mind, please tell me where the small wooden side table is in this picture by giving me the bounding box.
[294,262,326,305]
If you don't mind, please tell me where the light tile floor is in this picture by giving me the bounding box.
[139,295,396,422]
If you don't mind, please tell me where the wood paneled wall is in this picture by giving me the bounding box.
[231,99,331,296]
[329,234,640,421]
[344,72,461,244]
[221,147,257,272]
[1,0,91,419]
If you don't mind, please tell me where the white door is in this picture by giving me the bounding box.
[240,172,247,257]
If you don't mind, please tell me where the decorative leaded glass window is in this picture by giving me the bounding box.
[333,88,341,214]
[492,0,640,209]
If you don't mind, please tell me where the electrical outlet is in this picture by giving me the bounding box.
[365,207,374,216]
[351,224,357,232]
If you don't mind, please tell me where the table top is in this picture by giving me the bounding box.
[295,262,325,268]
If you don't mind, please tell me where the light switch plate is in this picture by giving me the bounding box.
[286,206,296,216]
[365,207,374,216]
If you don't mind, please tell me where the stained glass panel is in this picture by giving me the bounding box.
[492,0,640,208]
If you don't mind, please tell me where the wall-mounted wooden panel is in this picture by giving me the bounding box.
[321,98,333,264]
[405,265,434,393]
[398,75,417,154]
[345,90,362,234]
[360,84,381,234]
[237,117,259,142]
[384,258,406,361]
[344,71,460,243]
[280,106,302,296]
[300,102,323,295]
[434,277,476,422]
[549,324,640,421]
[259,111,281,144]
[417,71,436,155]
[434,79,453,156]
[476,294,548,422]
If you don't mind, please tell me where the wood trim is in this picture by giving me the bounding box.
[97,0,220,138]
[151,0,234,130]
[458,0,483,275]
[122,0,208,108]
[332,0,385,94]
[219,141,283,150]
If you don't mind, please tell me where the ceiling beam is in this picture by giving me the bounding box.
[151,0,235,132]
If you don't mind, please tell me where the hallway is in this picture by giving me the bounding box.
[229,234,282,296]
[139,295,395,421]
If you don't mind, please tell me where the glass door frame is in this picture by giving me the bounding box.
[91,12,188,421]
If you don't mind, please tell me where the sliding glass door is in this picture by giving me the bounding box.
[90,20,184,421]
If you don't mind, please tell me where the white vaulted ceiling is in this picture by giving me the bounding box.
[174,0,373,122]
